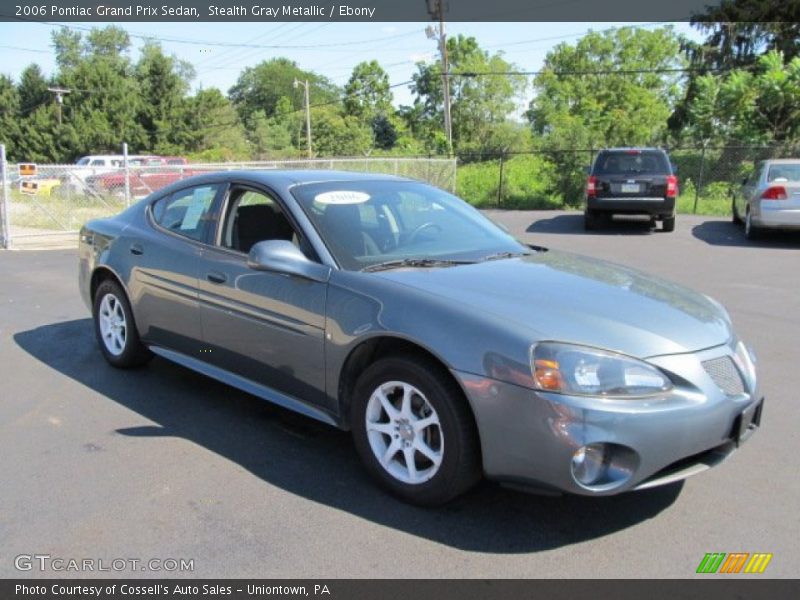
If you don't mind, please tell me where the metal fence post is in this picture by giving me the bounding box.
[122,142,131,207]
[497,153,506,207]
[693,142,707,215]
[0,144,10,249]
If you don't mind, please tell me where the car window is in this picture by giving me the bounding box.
[151,184,222,242]
[220,188,312,258]
[767,164,800,183]
[291,180,526,271]
[76,157,90,166]
[593,151,670,175]
[90,159,105,166]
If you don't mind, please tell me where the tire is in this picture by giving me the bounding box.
[584,209,599,231]
[93,279,152,368]
[744,208,762,240]
[732,198,743,225]
[350,355,481,506]
[662,215,676,232]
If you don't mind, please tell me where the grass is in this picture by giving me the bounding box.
[7,189,125,231]
[676,194,731,217]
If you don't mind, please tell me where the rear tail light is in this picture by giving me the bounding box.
[761,186,787,200]
[666,175,678,198]
[586,175,597,198]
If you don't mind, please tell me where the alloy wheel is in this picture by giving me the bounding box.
[364,381,444,485]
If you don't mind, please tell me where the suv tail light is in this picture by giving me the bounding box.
[666,175,678,198]
[586,175,598,198]
[761,186,787,200]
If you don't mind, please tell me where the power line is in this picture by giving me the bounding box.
[11,18,425,50]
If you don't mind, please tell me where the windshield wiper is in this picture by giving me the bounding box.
[362,258,475,273]
[479,251,532,262]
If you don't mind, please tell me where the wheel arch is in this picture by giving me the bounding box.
[90,265,127,305]
[336,335,477,433]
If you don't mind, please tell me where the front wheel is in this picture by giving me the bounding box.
[732,198,743,225]
[351,355,481,506]
[93,279,152,368]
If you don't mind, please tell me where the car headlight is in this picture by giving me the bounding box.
[531,342,672,398]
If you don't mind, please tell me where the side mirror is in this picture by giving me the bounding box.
[247,240,331,283]
[583,165,591,174]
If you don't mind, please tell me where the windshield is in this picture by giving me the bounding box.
[290,180,527,271]
[76,157,90,165]
[593,150,670,175]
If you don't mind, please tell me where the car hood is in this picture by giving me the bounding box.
[374,250,731,358]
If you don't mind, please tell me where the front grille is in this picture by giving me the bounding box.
[702,356,745,396]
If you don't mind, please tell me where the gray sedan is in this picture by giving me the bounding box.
[733,158,800,239]
[79,171,762,505]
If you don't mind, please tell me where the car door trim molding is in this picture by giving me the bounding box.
[148,346,338,426]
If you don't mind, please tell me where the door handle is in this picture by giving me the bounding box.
[206,271,227,284]
[129,243,144,255]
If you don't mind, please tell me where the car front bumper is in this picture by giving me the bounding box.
[453,343,761,495]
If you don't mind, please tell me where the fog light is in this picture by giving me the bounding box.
[572,443,609,486]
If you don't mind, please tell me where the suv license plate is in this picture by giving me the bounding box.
[621,183,640,193]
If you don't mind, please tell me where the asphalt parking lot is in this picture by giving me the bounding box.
[1,211,798,578]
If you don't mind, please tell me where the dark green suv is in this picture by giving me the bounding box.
[585,148,678,232]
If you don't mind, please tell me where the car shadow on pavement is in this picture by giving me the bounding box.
[692,220,800,248]
[15,319,683,554]
[527,214,656,235]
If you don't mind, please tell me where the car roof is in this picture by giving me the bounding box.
[600,147,668,153]
[763,158,800,164]
[144,169,413,200]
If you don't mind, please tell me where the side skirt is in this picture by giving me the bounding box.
[148,346,339,428]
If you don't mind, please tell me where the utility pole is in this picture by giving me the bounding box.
[294,79,312,158]
[426,0,452,156]
[47,87,71,125]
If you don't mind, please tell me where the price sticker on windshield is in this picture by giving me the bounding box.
[314,191,370,205]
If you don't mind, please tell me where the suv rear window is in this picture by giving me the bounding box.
[593,151,670,176]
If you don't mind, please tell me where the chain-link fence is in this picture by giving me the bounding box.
[455,145,800,212]
[0,153,456,248]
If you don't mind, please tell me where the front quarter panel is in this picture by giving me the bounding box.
[325,270,538,410]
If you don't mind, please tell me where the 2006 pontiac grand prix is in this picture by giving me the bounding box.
[79,171,763,505]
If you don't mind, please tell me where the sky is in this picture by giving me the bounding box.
[0,21,702,110]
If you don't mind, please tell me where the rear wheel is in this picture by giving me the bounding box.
[351,355,481,506]
[93,279,152,368]
[662,215,676,232]
[744,207,762,240]
[732,198,743,225]
[584,209,599,231]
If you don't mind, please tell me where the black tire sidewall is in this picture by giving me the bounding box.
[350,356,480,505]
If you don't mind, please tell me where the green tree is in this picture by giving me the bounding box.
[527,26,682,204]
[312,107,372,156]
[185,88,249,160]
[135,41,195,154]
[49,26,146,160]
[229,58,339,123]
[17,64,51,115]
[344,60,392,120]
[687,51,800,146]
[0,75,22,158]
[410,35,527,154]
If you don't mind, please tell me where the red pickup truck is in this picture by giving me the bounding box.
[85,156,196,198]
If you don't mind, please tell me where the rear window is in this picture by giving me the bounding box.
[767,164,800,183]
[593,151,670,175]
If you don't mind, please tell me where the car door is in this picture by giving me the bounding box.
[130,182,225,355]
[197,185,329,409]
